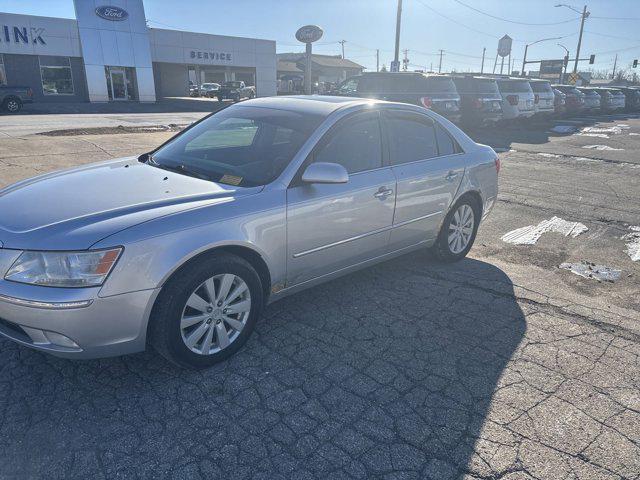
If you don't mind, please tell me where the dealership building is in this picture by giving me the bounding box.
[0,0,277,103]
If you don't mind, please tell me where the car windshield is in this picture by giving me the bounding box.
[497,80,532,93]
[151,106,324,187]
[224,81,243,88]
[530,82,552,93]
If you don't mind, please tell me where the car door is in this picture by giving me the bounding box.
[383,110,466,251]
[286,110,397,286]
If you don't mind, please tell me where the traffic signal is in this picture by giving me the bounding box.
[634,59,638,68]
[589,54,595,64]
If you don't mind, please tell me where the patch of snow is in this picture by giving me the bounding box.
[629,132,640,136]
[616,124,630,129]
[576,133,610,138]
[582,145,623,151]
[537,152,561,158]
[501,216,588,245]
[621,226,640,262]
[559,261,622,283]
[581,126,623,135]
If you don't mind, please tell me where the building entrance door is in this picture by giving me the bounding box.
[108,68,128,100]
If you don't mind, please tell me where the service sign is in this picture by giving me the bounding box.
[95,6,129,21]
[295,25,323,44]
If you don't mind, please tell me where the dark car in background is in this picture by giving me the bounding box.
[618,87,640,111]
[552,88,567,117]
[0,85,34,113]
[451,75,502,127]
[552,85,586,116]
[335,72,462,123]
[576,87,601,113]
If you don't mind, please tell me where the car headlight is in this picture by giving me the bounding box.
[4,248,122,288]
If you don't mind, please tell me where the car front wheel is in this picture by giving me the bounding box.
[432,198,480,262]
[149,253,263,369]
[3,97,22,113]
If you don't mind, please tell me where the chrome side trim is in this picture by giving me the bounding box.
[0,294,93,310]
[292,210,443,258]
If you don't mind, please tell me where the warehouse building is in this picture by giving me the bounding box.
[0,0,276,103]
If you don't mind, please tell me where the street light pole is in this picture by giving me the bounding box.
[555,4,589,74]
[521,36,564,77]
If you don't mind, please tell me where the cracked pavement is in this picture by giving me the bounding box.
[0,113,638,479]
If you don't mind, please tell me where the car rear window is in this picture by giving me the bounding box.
[424,77,457,93]
[497,80,532,93]
[475,79,500,95]
[530,82,552,93]
[357,75,399,93]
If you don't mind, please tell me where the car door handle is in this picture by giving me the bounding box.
[374,187,394,199]
[445,171,460,182]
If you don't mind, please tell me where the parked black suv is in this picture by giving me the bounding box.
[335,72,461,122]
[451,75,503,127]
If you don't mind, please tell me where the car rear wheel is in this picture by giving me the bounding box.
[3,97,22,113]
[149,253,263,369]
[432,198,480,262]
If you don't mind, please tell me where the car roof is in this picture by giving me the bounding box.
[238,95,387,117]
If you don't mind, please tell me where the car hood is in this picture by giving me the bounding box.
[0,157,262,250]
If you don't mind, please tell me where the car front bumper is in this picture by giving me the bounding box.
[0,282,158,359]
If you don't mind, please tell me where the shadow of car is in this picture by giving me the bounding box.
[0,253,525,478]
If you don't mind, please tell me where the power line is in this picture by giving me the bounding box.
[584,30,640,42]
[450,0,580,26]
[590,15,640,21]
[413,0,500,39]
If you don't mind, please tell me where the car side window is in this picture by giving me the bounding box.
[434,122,457,156]
[313,113,383,174]
[386,112,437,165]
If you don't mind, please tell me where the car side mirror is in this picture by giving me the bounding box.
[301,162,349,184]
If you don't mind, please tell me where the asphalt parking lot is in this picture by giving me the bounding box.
[0,111,639,479]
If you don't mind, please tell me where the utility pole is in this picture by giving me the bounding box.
[402,49,409,71]
[612,53,618,79]
[438,49,444,73]
[392,0,403,72]
[574,5,588,74]
[480,47,486,74]
[339,40,346,59]
[376,49,380,72]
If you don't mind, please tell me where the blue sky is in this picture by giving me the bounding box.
[3,0,639,74]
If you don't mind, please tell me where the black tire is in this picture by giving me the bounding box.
[3,97,22,113]
[149,252,263,369]
[432,197,481,263]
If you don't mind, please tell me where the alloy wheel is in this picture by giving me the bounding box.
[448,204,475,254]
[180,274,251,355]
[7,100,19,112]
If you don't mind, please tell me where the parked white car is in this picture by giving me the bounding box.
[199,83,220,98]
[496,78,535,120]
[529,79,555,117]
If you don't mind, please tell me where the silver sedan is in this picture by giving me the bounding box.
[0,96,498,368]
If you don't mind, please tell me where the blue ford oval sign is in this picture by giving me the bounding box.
[95,6,129,21]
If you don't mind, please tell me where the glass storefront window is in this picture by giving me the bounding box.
[39,56,74,95]
[0,55,7,86]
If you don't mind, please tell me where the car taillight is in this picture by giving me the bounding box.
[419,97,433,109]
[506,95,519,106]
[27,88,33,97]
[473,98,483,109]
[534,94,539,104]
[495,157,501,175]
